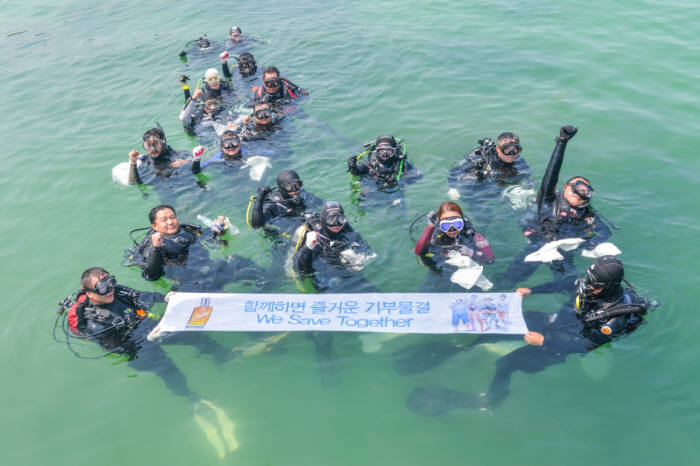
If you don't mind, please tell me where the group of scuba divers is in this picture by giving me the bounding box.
[55,24,660,419]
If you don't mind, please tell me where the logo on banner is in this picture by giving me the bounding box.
[449,294,513,332]
[188,297,213,327]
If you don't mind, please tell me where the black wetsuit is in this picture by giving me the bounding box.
[448,142,532,197]
[132,224,264,292]
[503,137,611,286]
[75,286,229,401]
[348,147,422,204]
[293,218,375,292]
[128,147,192,185]
[247,78,306,107]
[484,286,647,408]
[250,188,323,236]
[238,113,284,142]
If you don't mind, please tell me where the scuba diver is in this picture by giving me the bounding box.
[236,101,284,141]
[413,201,494,291]
[292,201,376,292]
[448,132,531,190]
[178,34,215,62]
[347,134,422,204]
[179,69,238,141]
[248,66,307,107]
[192,130,248,173]
[447,132,533,222]
[57,267,240,458]
[500,125,612,288]
[249,169,324,237]
[405,256,657,416]
[236,52,257,78]
[128,127,193,184]
[128,205,264,292]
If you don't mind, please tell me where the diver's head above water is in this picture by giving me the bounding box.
[495,132,521,164]
[276,169,303,200]
[149,204,180,236]
[142,127,166,158]
[320,201,347,237]
[437,201,472,239]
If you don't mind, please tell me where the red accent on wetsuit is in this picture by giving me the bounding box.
[473,232,495,264]
[67,294,88,335]
[414,224,435,255]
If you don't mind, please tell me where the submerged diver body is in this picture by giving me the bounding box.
[347,134,422,209]
[129,205,264,292]
[413,201,495,292]
[405,256,654,416]
[501,125,611,287]
[64,267,232,400]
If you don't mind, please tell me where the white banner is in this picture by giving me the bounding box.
[148,292,528,339]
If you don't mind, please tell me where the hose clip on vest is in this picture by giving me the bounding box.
[57,296,73,315]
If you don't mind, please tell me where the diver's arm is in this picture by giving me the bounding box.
[472,232,495,264]
[294,238,315,274]
[221,60,232,81]
[401,160,423,184]
[250,188,271,229]
[582,212,612,248]
[536,126,577,213]
[179,98,197,125]
[414,224,435,256]
[141,239,164,281]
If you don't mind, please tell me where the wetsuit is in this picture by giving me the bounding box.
[248,78,307,107]
[192,148,250,173]
[72,285,232,400]
[250,188,323,236]
[179,101,231,140]
[128,146,192,185]
[448,142,531,190]
[503,137,611,286]
[415,223,495,271]
[348,145,423,201]
[485,286,647,408]
[200,63,234,101]
[132,224,264,292]
[238,113,284,141]
[293,217,375,292]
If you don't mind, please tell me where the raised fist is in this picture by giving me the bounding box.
[151,232,164,248]
[128,150,139,165]
[559,125,578,142]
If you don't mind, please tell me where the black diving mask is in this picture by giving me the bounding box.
[376,146,396,160]
[143,137,164,152]
[87,276,116,295]
[499,142,521,156]
[567,179,595,203]
[254,109,272,119]
[221,136,240,150]
[326,213,346,227]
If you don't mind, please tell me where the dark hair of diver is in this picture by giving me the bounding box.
[497,132,519,144]
[148,204,176,224]
[81,267,109,290]
[262,66,280,78]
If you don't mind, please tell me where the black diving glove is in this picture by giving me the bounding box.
[347,156,358,172]
[427,210,438,226]
[257,186,273,198]
[558,125,578,142]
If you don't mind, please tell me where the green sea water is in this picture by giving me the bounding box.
[2,0,699,464]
